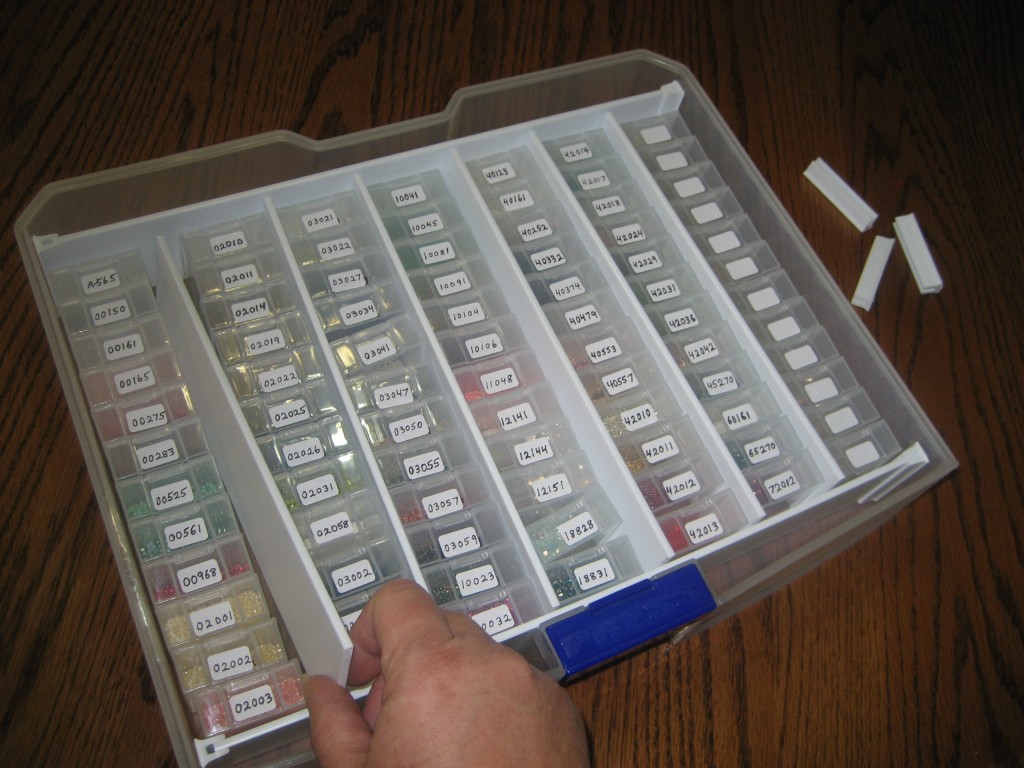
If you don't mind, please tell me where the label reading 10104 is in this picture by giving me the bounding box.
[229,685,277,723]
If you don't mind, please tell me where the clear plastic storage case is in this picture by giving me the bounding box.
[16,51,956,768]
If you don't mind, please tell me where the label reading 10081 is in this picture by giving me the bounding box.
[229,684,277,723]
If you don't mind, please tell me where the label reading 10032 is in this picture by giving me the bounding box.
[332,559,376,595]
[229,684,277,723]
[471,603,515,636]
[178,558,223,594]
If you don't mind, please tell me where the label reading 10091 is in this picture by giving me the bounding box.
[229,684,277,723]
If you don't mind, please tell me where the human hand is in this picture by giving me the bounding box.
[305,579,591,767]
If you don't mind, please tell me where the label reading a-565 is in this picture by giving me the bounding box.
[81,267,120,294]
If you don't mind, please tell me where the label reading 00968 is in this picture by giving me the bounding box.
[177,558,223,594]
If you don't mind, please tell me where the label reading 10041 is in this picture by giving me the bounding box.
[177,558,223,594]
[190,600,236,637]
[332,559,376,595]
[229,684,277,723]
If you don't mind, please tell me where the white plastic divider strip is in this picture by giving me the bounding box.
[852,235,895,310]
[513,123,767,530]
[893,213,942,294]
[443,147,675,570]
[350,163,565,614]
[594,107,846,496]
[260,193,425,591]
[803,158,879,232]
[153,236,353,682]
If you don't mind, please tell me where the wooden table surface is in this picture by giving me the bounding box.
[2,1,1022,766]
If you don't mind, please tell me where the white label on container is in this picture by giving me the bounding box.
[518,218,552,242]
[684,337,720,364]
[340,609,362,632]
[268,399,310,428]
[472,603,515,635]
[164,517,209,551]
[785,345,818,370]
[674,177,706,198]
[549,276,585,301]
[482,161,516,183]
[514,437,553,466]
[151,479,194,511]
[404,450,444,480]
[311,510,355,545]
[303,208,339,232]
[846,441,881,468]
[332,559,376,594]
[656,151,688,171]
[593,195,626,216]
[373,382,413,408]
[620,402,658,431]
[641,434,679,464]
[691,202,723,224]
[244,328,286,356]
[532,473,571,503]
[703,370,738,396]
[258,364,300,394]
[191,600,237,637]
[419,240,455,265]
[613,222,646,246]
[456,565,498,597]
[500,189,534,211]
[104,332,144,361]
[296,473,339,506]
[81,267,120,294]
[727,254,757,280]
[664,470,701,501]
[826,406,859,434]
[423,487,463,519]
[768,316,801,341]
[328,267,366,292]
[805,377,839,403]
[480,367,519,395]
[211,231,247,254]
[230,685,277,723]
[723,402,758,431]
[712,232,743,255]
[466,333,503,359]
[646,278,680,303]
[558,511,598,546]
[137,439,179,470]
[641,125,672,144]
[685,513,723,544]
[439,526,481,558]
[560,142,593,163]
[564,304,601,330]
[747,287,781,312]
[392,184,426,207]
[91,298,131,327]
[318,237,355,261]
[744,435,780,464]
[178,558,223,594]
[409,212,443,235]
[221,263,260,289]
[339,298,378,326]
[448,301,485,327]
[282,436,325,467]
[125,403,168,433]
[665,307,699,333]
[231,297,271,324]
[357,336,398,365]
[585,336,621,364]
[578,170,609,189]
[209,645,254,682]
[530,246,566,271]
[389,412,429,444]
[434,270,471,296]
[765,469,801,499]
[602,367,638,396]
[575,558,616,590]
[627,250,663,274]
[497,401,536,431]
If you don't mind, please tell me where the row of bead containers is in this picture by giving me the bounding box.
[49,253,304,739]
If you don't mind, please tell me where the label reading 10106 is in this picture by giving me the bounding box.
[332,559,376,595]
[208,645,254,681]
[229,685,277,723]
[190,600,236,637]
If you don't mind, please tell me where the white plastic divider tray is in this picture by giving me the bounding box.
[17,52,955,768]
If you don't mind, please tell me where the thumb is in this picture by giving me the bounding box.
[305,674,373,768]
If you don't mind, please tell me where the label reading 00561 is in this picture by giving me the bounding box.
[164,517,209,550]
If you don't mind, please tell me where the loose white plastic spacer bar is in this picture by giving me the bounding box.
[893,213,943,294]
[852,235,895,310]
[803,158,879,232]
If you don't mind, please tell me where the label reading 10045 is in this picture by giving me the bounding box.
[177,558,223,594]
[190,600,236,637]
[229,685,277,723]
[164,517,209,550]
[764,469,800,500]
[332,559,376,595]
[208,644,254,681]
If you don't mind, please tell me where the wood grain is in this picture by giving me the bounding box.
[1,1,1022,766]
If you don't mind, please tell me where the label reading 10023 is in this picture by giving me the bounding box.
[456,564,497,597]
